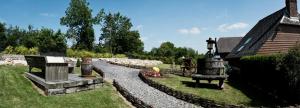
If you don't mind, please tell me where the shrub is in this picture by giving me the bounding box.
[239,54,300,103]
[279,46,300,102]
[3,46,14,54]
[66,49,76,57]
[114,54,126,58]
[76,59,81,67]
[78,50,94,58]
[103,53,112,58]
[66,49,126,58]
[14,46,29,55]
[28,47,39,55]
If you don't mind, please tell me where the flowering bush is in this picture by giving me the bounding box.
[141,67,161,78]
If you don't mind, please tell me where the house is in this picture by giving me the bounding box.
[216,37,242,59]
[226,0,300,59]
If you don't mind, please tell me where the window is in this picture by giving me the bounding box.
[237,45,244,52]
[244,38,252,45]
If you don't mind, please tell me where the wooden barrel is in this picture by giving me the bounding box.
[81,57,93,77]
[204,58,225,75]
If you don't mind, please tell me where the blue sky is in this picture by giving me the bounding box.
[0,0,294,53]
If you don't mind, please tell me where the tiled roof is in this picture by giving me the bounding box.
[217,37,242,53]
[226,7,300,59]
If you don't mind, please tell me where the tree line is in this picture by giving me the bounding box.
[129,41,203,64]
[0,0,202,64]
[0,0,144,55]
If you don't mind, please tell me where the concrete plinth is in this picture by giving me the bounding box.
[25,72,104,95]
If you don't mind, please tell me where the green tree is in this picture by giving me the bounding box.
[158,42,175,57]
[60,0,100,50]
[6,26,25,47]
[20,25,39,48]
[0,23,6,51]
[99,12,144,54]
[37,28,67,53]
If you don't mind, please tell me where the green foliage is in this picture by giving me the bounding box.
[28,47,39,55]
[3,46,13,54]
[78,50,95,58]
[14,46,29,55]
[239,53,300,103]
[37,28,67,53]
[66,48,125,58]
[61,0,102,50]
[76,59,81,67]
[0,23,6,51]
[99,12,144,54]
[2,46,39,55]
[131,41,203,64]
[115,54,127,58]
[279,45,300,101]
[20,25,39,48]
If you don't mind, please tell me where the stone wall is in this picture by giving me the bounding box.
[0,54,25,60]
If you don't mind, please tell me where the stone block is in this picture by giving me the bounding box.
[47,89,65,95]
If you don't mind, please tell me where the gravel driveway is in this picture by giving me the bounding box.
[93,60,202,108]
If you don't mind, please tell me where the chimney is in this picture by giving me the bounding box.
[286,0,298,18]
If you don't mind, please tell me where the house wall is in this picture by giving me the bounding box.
[257,24,300,55]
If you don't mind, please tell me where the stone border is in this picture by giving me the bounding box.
[138,72,243,108]
[113,80,153,108]
[93,66,105,78]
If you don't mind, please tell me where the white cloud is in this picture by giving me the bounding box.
[178,27,202,35]
[218,22,249,32]
[40,13,56,17]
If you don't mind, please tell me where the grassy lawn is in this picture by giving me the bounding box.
[0,65,130,108]
[150,74,273,107]
[155,64,181,70]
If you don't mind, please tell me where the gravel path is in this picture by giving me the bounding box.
[93,60,202,108]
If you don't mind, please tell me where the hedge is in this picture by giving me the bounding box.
[240,53,299,104]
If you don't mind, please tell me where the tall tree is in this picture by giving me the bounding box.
[99,12,144,54]
[37,28,67,53]
[60,0,96,50]
[6,26,25,47]
[0,23,6,51]
[158,42,175,57]
[20,25,39,48]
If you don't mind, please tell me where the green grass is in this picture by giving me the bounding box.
[0,65,130,108]
[155,64,181,70]
[150,74,271,107]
